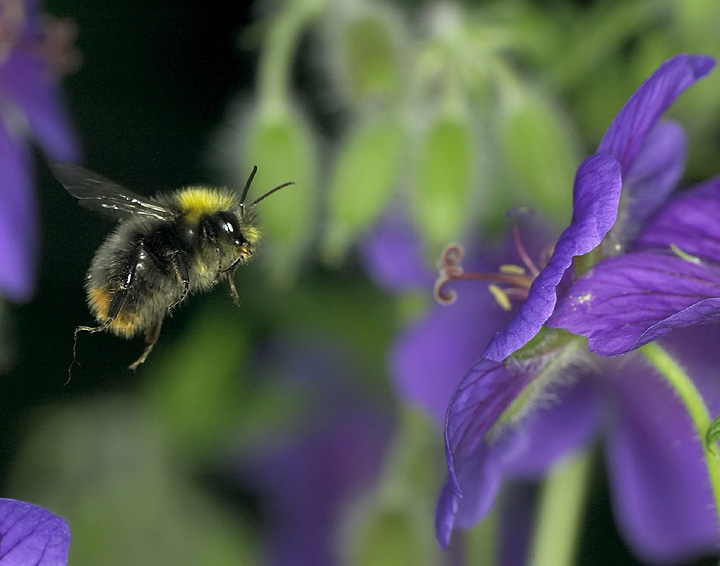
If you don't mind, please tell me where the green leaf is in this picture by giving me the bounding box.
[414,116,474,256]
[324,117,405,262]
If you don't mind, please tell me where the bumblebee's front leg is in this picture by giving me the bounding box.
[225,268,240,306]
[198,216,223,284]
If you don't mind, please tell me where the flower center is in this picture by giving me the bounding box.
[434,223,544,310]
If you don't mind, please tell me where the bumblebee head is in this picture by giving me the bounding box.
[216,209,260,263]
[202,167,292,269]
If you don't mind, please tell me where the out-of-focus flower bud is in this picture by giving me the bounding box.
[324,116,405,263]
[499,90,578,224]
[414,114,474,257]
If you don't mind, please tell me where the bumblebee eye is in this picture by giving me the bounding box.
[216,211,244,246]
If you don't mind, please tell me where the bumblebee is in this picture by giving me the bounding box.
[54,162,291,372]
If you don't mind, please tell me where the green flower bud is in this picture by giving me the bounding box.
[329,3,405,105]
[414,115,474,257]
[500,92,578,224]
[245,107,318,284]
[324,116,405,262]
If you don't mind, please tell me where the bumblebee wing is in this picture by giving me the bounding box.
[52,162,177,221]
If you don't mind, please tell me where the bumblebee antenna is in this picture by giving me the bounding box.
[240,165,294,206]
[251,181,294,206]
[240,166,258,205]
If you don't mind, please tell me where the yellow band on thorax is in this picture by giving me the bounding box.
[175,187,238,224]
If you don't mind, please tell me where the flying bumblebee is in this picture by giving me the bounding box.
[54,162,292,373]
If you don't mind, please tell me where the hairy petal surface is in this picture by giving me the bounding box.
[597,54,714,174]
[550,253,720,356]
[604,350,720,562]
[0,498,70,566]
[484,155,622,361]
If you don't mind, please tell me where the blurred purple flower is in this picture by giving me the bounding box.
[359,205,435,292]
[367,54,720,562]
[0,498,70,565]
[234,337,393,566]
[0,0,80,302]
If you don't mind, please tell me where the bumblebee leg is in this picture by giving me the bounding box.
[68,287,131,383]
[226,268,240,306]
[198,217,223,284]
[67,319,113,383]
[128,319,163,371]
[167,251,190,312]
[69,240,148,380]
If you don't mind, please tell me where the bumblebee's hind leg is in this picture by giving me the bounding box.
[67,320,114,383]
[128,319,163,371]
[68,287,130,382]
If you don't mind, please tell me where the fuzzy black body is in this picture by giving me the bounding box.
[84,189,259,340]
[53,162,270,371]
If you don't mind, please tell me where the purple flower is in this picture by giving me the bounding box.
[551,176,720,356]
[234,337,393,566]
[0,0,79,302]
[0,498,70,565]
[425,53,720,560]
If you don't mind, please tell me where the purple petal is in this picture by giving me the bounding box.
[597,54,714,175]
[0,50,80,162]
[484,154,622,361]
[620,120,687,235]
[360,209,434,290]
[436,443,505,550]
[444,359,533,495]
[0,499,70,566]
[392,280,513,422]
[603,352,720,562]
[247,415,390,566]
[502,379,599,477]
[634,175,720,262]
[438,345,596,549]
[549,252,720,356]
[438,356,551,549]
[0,127,37,302]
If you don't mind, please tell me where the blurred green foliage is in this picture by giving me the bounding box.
[2,0,720,565]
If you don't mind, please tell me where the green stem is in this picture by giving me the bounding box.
[530,450,592,566]
[258,0,324,116]
[640,341,720,530]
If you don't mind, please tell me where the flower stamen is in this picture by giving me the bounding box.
[434,243,536,308]
[670,243,703,265]
[514,221,540,277]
